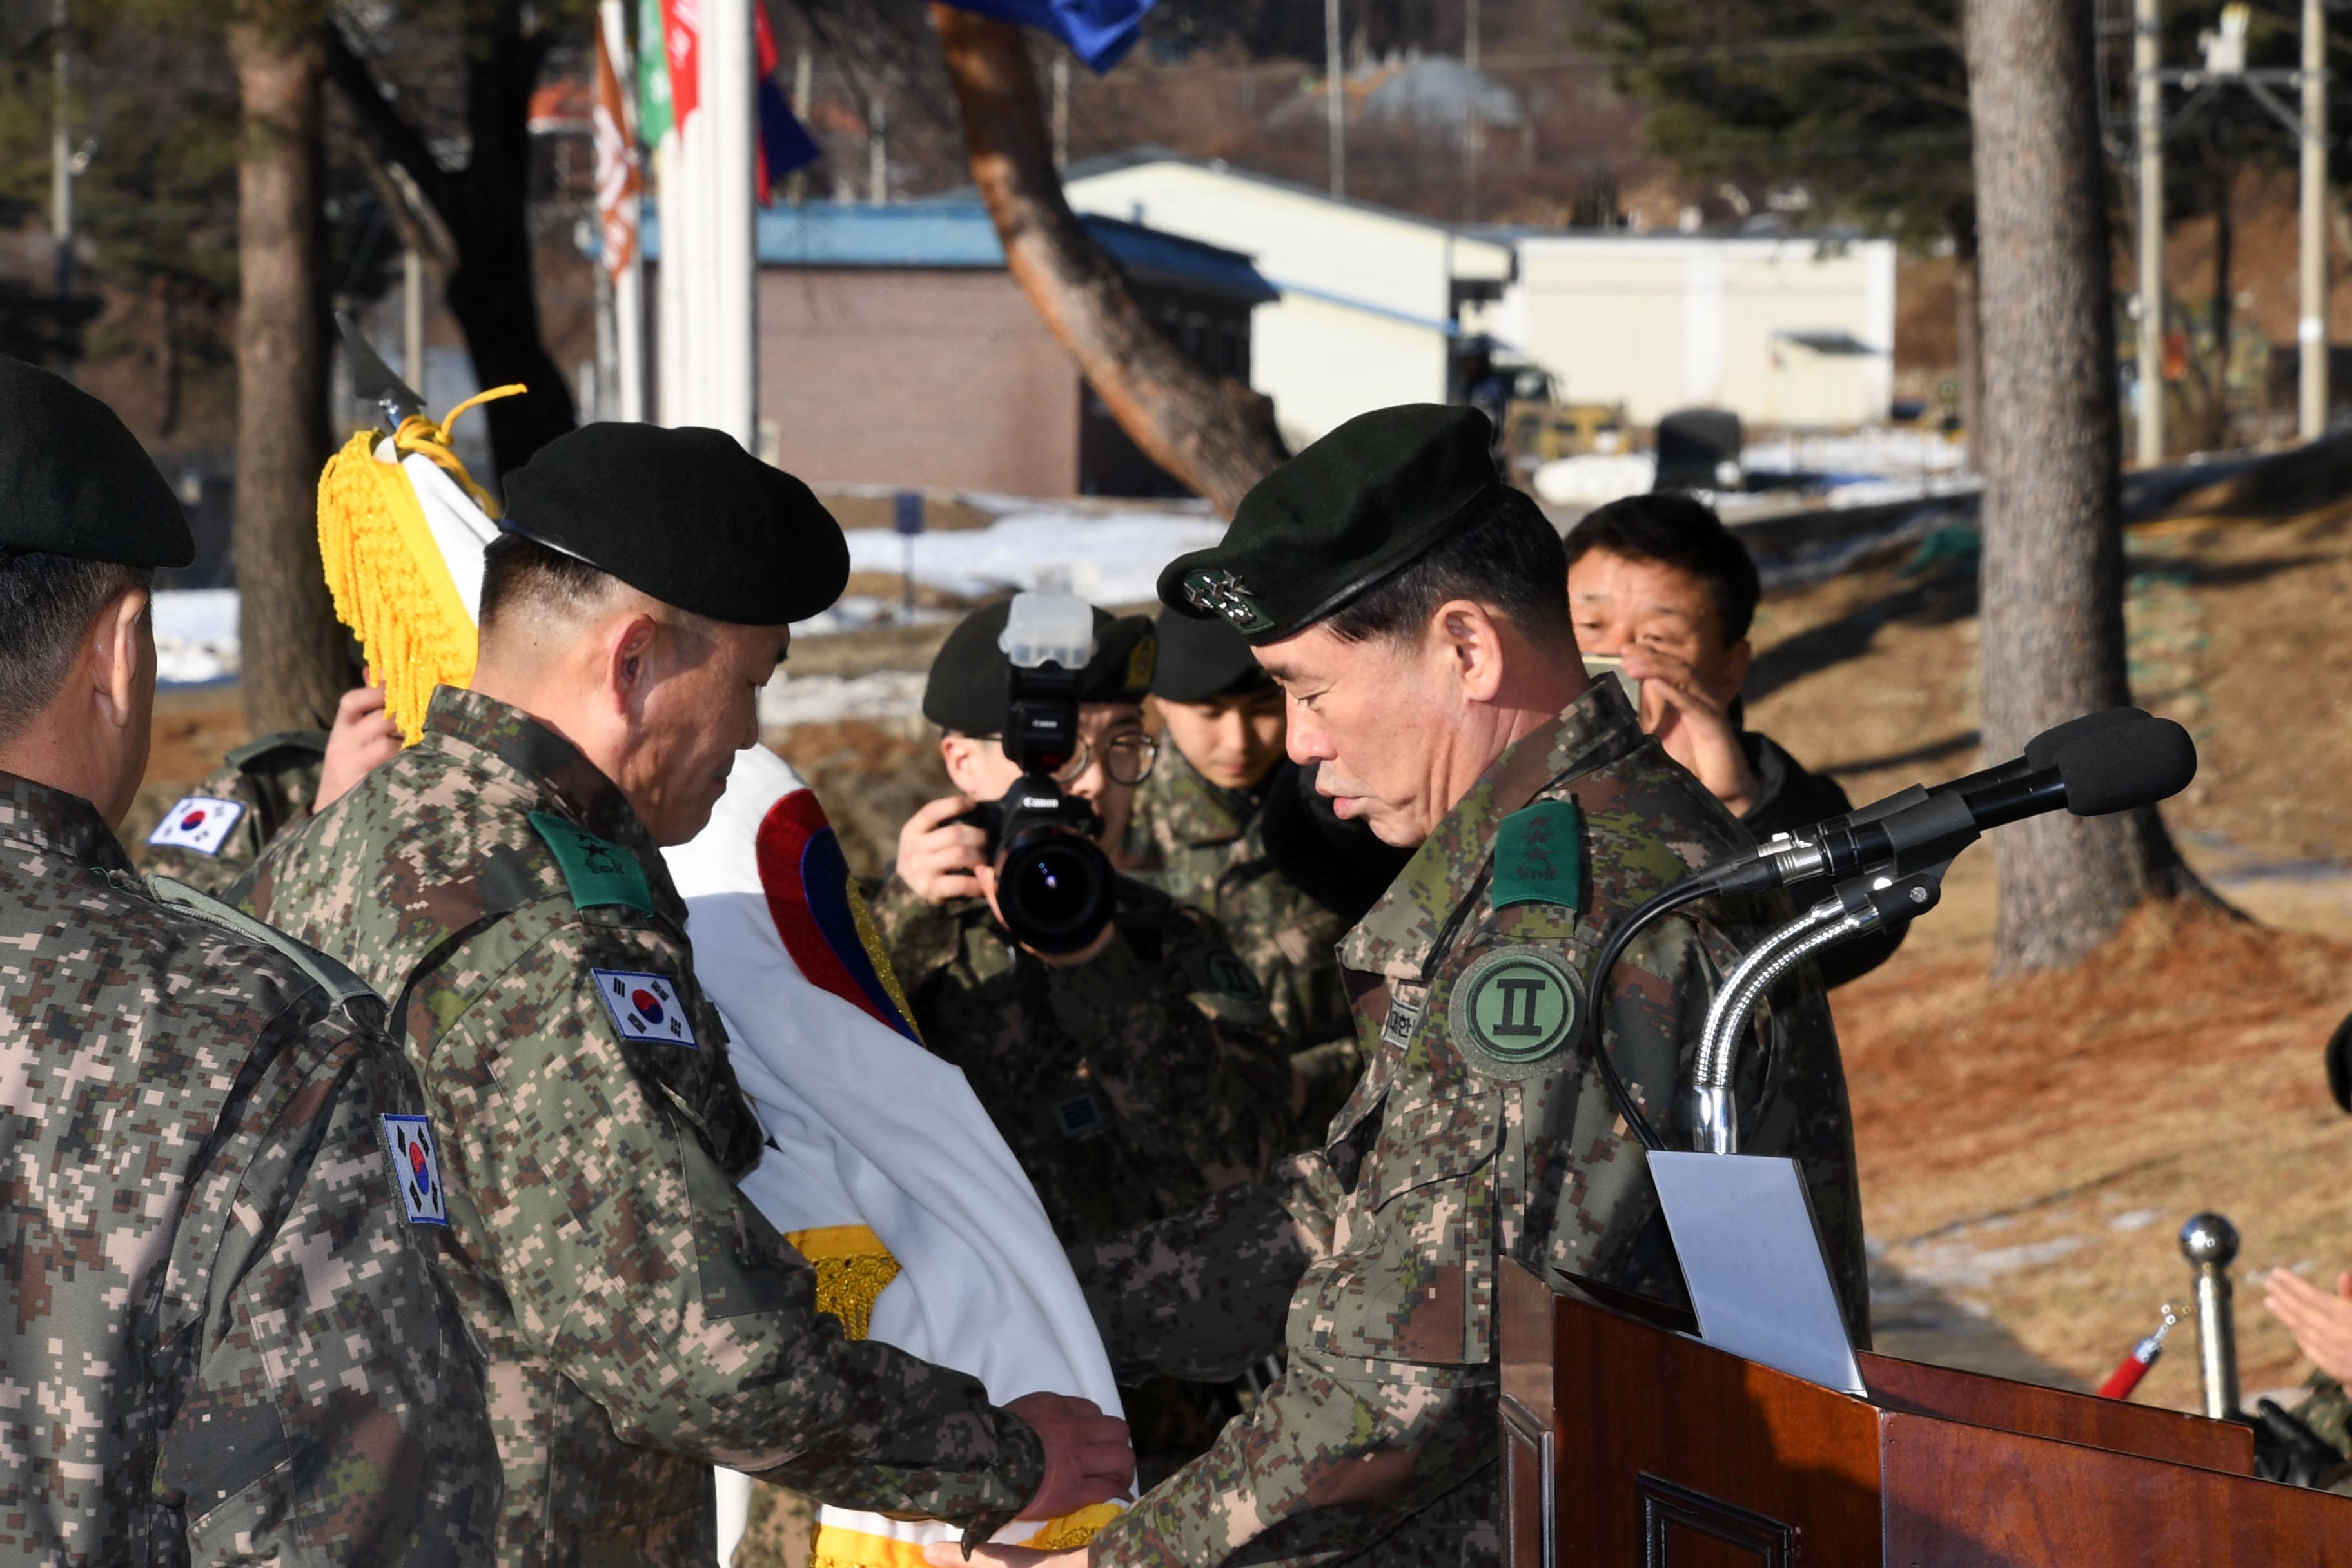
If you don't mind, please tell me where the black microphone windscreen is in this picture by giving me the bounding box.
[2024,707,2146,770]
[2054,717,2197,816]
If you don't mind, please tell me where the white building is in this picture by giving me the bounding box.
[1478,232,1899,431]
[1063,150,1516,449]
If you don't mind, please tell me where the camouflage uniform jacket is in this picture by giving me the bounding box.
[0,771,500,1566]
[139,729,328,895]
[239,689,1044,1568]
[1068,681,1868,1566]
[1125,749,1362,1135]
[868,872,1293,1248]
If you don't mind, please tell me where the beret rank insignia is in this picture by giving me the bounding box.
[1182,568,1275,636]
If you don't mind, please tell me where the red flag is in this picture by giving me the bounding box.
[593,8,642,281]
[662,0,701,126]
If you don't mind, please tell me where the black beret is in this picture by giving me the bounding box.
[498,423,848,625]
[1159,404,1499,644]
[1151,605,1272,703]
[923,599,1157,733]
[0,356,191,567]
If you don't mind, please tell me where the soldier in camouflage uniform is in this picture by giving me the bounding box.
[143,683,406,894]
[0,357,499,1564]
[941,405,1866,1568]
[1126,609,1413,1137]
[239,426,1131,1568]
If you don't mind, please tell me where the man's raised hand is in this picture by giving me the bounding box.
[897,794,989,903]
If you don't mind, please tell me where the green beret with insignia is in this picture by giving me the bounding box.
[923,598,1157,733]
[498,422,849,625]
[1150,606,1273,703]
[1157,403,1500,645]
[0,355,193,567]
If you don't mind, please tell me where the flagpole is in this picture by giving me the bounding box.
[703,0,758,451]
[597,0,647,422]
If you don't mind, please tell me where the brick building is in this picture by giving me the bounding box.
[649,201,1275,498]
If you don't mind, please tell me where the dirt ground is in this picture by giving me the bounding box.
[136,489,2352,1427]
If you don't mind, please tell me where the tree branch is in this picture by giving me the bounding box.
[322,21,459,233]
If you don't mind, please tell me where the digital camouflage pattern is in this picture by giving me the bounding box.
[867,872,1293,1250]
[240,688,1044,1568]
[137,729,328,895]
[1068,680,1868,1566]
[1122,746,1362,1139]
[0,771,499,1566]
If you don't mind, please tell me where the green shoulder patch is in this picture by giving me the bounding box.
[529,812,655,916]
[1493,798,1585,912]
[1447,945,1582,1080]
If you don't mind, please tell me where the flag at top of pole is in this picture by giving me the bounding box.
[754,2,820,199]
[937,0,1161,73]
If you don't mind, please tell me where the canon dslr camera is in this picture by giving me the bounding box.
[957,593,1120,954]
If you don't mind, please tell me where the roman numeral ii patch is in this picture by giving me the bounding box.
[591,968,700,1050]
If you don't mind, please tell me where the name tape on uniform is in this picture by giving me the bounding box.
[591,968,700,1050]
[378,1114,449,1226]
[146,796,246,856]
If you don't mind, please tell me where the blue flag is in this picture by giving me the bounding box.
[759,81,821,188]
[939,0,1159,74]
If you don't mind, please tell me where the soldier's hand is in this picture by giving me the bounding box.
[1618,645,1760,818]
[1002,1390,1132,1520]
[974,864,1117,968]
[2264,1268,2352,1384]
[899,794,990,904]
[317,682,404,810]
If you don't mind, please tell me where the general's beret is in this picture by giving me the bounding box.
[1158,403,1500,644]
[498,423,848,625]
[923,598,1157,733]
[1151,605,1271,703]
[0,356,192,567]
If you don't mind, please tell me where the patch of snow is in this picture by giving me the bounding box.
[153,589,240,687]
[758,671,928,729]
[1532,453,1656,507]
[1743,429,1965,478]
[839,509,1226,609]
[2108,1208,2163,1233]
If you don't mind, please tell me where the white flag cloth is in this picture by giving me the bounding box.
[663,743,1131,1564]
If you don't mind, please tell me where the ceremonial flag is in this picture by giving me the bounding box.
[937,0,1159,74]
[635,0,673,150]
[753,2,819,199]
[593,6,643,280]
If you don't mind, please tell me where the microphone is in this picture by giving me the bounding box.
[1701,713,2197,895]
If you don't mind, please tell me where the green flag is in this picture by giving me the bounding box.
[636,0,672,148]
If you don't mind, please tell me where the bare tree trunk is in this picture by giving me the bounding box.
[1966,0,2210,976]
[325,5,576,480]
[931,6,1288,516]
[230,15,347,735]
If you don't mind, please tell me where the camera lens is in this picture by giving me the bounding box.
[997,832,1116,954]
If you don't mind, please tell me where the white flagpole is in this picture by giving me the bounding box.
[701,0,758,450]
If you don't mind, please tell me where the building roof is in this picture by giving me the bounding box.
[1059,146,1518,253]
[640,199,1279,307]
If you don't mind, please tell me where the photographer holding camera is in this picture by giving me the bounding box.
[876,599,1293,1245]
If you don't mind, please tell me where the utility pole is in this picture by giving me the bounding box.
[2300,0,2328,438]
[49,0,74,305]
[868,93,888,204]
[1464,0,1482,222]
[1325,0,1345,197]
[2134,0,2164,467]
[1052,55,1070,170]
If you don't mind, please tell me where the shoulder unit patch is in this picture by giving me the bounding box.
[591,968,700,1050]
[1492,798,1585,913]
[146,796,246,856]
[1447,945,1583,1081]
[379,1113,449,1226]
[530,811,656,915]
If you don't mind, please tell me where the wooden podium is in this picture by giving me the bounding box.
[1498,1260,2352,1565]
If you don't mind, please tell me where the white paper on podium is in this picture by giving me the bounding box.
[1647,1151,1867,1396]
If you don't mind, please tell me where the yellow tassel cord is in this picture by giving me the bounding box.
[794,1226,1115,1562]
[845,877,925,1046]
[312,385,524,744]
[784,1225,904,1342]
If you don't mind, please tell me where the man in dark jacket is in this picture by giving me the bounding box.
[1565,491,1906,986]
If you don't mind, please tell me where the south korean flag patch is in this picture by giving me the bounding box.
[591,968,700,1050]
[379,1114,449,1226]
[145,796,246,856]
